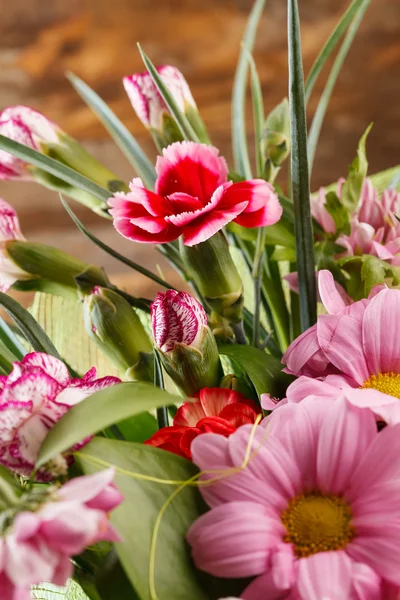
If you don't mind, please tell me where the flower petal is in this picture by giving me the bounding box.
[155,141,228,201]
[362,289,400,375]
[347,524,400,585]
[226,180,282,228]
[296,551,352,600]
[20,353,70,386]
[0,198,25,242]
[317,269,348,314]
[187,501,283,578]
[242,571,297,600]
[282,325,330,378]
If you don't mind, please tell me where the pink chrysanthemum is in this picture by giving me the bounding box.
[0,352,120,481]
[280,270,400,426]
[188,396,400,599]
[108,141,282,246]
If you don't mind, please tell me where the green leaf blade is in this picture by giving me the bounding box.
[231,0,266,178]
[67,72,156,190]
[0,136,110,203]
[288,0,317,331]
[37,382,180,468]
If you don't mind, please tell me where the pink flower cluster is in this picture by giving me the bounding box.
[188,395,400,599]
[0,468,122,599]
[108,141,282,246]
[312,178,400,264]
[0,352,120,481]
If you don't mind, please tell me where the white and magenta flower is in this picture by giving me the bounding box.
[280,270,400,426]
[0,352,120,481]
[0,106,60,181]
[108,141,282,246]
[124,65,197,131]
[151,289,208,353]
[0,198,32,292]
[145,387,260,459]
[188,396,400,599]
[0,468,122,599]
[312,178,400,264]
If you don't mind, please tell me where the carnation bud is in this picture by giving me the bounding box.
[123,65,210,149]
[0,198,108,294]
[151,290,222,396]
[84,287,154,381]
[179,232,244,325]
[0,106,127,215]
[261,98,290,182]
[220,374,255,399]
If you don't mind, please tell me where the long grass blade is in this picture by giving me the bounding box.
[61,197,174,290]
[137,45,200,143]
[67,72,156,190]
[245,49,265,177]
[305,0,369,104]
[232,0,266,178]
[288,0,317,331]
[307,0,370,173]
[0,136,110,203]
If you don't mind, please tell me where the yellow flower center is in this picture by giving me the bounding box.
[361,372,400,399]
[281,492,355,558]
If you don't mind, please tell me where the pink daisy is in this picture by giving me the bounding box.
[187,396,400,599]
[280,270,400,425]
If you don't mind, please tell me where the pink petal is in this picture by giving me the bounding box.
[21,353,70,386]
[155,141,228,201]
[229,182,283,228]
[317,269,347,314]
[296,551,352,600]
[347,524,400,585]
[112,216,180,243]
[362,289,400,375]
[317,314,369,384]
[0,119,37,181]
[282,325,331,378]
[0,106,59,143]
[316,397,377,495]
[58,467,117,503]
[0,199,25,242]
[271,543,295,590]
[343,388,400,426]
[242,571,298,600]
[285,375,353,404]
[187,501,283,578]
[110,182,172,217]
[351,562,382,600]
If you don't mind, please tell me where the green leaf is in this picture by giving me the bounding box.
[67,72,156,190]
[0,316,26,359]
[288,0,317,331]
[61,198,173,290]
[37,382,180,468]
[228,220,295,247]
[218,344,290,398]
[117,412,158,443]
[324,191,351,235]
[338,254,399,299]
[305,0,371,103]
[307,0,370,173]
[0,292,61,359]
[137,46,200,143]
[0,136,110,204]
[232,0,266,178]
[245,50,265,177]
[341,123,373,212]
[76,437,209,600]
[270,246,297,262]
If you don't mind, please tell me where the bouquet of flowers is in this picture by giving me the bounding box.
[0,0,399,598]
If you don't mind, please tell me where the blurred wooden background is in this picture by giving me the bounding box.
[0,0,399,293]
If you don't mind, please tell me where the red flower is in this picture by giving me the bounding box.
[108,141,282,246]
[145,387,261,459]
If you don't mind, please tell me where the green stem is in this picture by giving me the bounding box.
[232,321,247,345]
[262,252,291,353]
[252,226,269,347]
[154,351,169,429]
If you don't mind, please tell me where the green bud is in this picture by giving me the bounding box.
[220,374,255,398]
[262,98,290,181]
[179,232,244,324]
[84,287,154,381]
[5,240,109,295]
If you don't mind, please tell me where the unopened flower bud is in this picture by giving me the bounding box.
[84,287,154,381]
[220,374,255,399]
[179,232,244,325]
[151,290,222,396]
[0,198,108,294]
[261,98,290,182]
[0,106,127,214]
[123,65,209,148]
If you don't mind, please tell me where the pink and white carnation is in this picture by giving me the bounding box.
[278,269,400,426]
[108,141,282,246]
[151,289,208,352]
[0,352,120,481]
[0,468,122,599]
[124,65,197,131]
[0,198,32,292]
[312,178,400,264]
[188,395,400,599]
[0,106,60,181]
